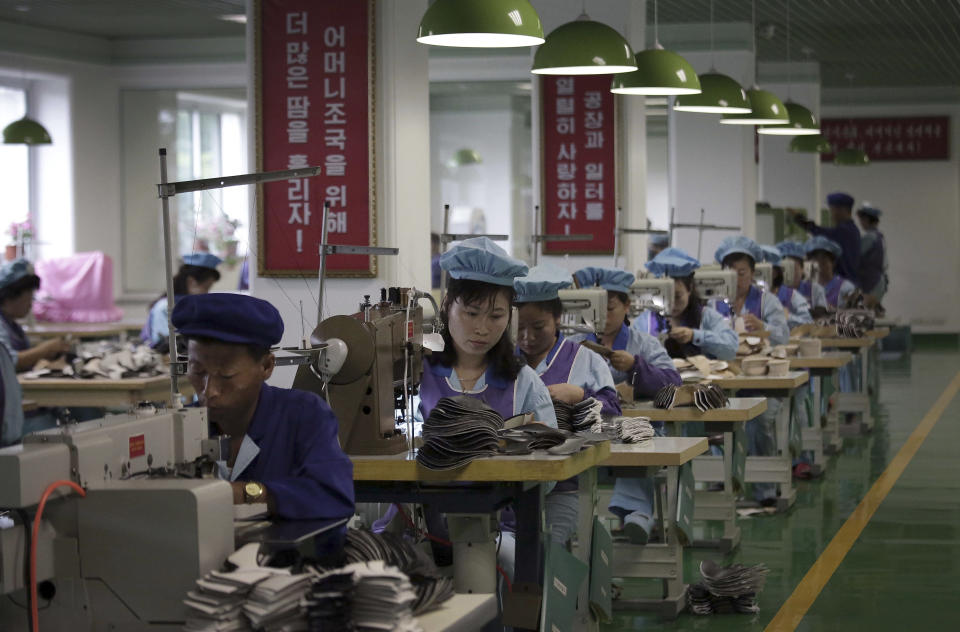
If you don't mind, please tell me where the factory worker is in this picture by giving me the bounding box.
[778,239,829,316]
[568,266,681,543]
[648,233,670,261]
[0,258,70,371]
[761,244,814,328]
[711,236,790,346]
[805,236,857,309]
[514,263,621,545]
[856,205,888,309]
[0,344,24,447]
[791,192,861,284]
[632,248,738,361]
[142,253,222,348]
[172,293,354,520]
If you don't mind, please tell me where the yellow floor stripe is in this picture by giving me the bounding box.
[766,370,960,632]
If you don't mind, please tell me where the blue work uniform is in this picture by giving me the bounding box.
[217,383,355,520]
[859,229,887,299]
[631,306,738,361]
[0,344,23,446]
[803,219,861,285]
[775,285,814,328]
[709,285,790,346]
[796,280,828,311]
[822,275,857,309]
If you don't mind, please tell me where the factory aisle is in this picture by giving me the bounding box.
[604,342,960,631]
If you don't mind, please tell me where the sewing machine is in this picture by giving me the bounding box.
[0,408,234,631]
[803,260,819,285]
[754,262,774,291]
[628,278,675,318]
[782,257,800,287]
[693,268,737,309]
[558,288,608,335]
[292,287,433,456]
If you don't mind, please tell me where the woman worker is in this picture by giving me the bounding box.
[141,253,222,348]
[632,248,737,361]
[777,240,828,318]
[0,259,71,371]
[567,266,682,543]
[760,244,814,329]
[514,263,621,545]
[804,236,857,309]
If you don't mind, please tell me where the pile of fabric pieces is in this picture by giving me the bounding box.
[21,340,167,380]
[588,416,655,445]
[828,310,875,338]
[672,355,737,382]
[553,396,603,432]
[416,396,503,470]
[654,383,729,411]
[687,559,769,615]
[306,561,421,632]
[736,335,769,357]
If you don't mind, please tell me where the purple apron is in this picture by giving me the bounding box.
[538,335,579,386]
[777,285,795,308]
[824,276,847,308]
[418,358,517,420]
[714,285,762,319]
[797,280,812,304]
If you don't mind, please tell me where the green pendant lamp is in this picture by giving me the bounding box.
[674,73,751,113]
[450,148,482,167]
[610,46,701,95]
[834,148,870,166]
[417,0,544,48]
[532,15,636,75]
[789,134,831,153]
[720,88,789,125]
[758,102,820,135]
[2,116,52,145]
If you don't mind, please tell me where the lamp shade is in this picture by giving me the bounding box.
[720,89,789,125]
[2,117,52,145]
[834,148,870,166]
[532,19,636,75]
[451,148,482,166]
[417,0,544,48]
[610,48,701,95]
[757,102,820,135]
[789,134,832,153]
[674,73,751,113]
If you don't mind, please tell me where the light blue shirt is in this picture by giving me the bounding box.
[835,279,857,308]
[530,337,616,394]
[780,288,814,329]
[147,299,170,346]
[709,288,790,346]
[630,307,738,361]
[568,326,676,386]
[0,344,23,446]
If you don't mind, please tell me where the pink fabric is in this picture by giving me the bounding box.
[32,252,124,323]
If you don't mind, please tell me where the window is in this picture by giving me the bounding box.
[0,85,30,252]
[174,92,248,265]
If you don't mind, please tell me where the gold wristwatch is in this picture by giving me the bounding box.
[243,482,265,503]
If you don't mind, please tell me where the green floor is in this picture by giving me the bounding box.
[604,346,960,631]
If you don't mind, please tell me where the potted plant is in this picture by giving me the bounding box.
[197,214,241,266]
[6,220,32,261]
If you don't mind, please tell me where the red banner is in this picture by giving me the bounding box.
[821,116,949,162]
[257,0,375,277]
[541,76,616,255]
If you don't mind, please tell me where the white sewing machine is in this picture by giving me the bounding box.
[754,262,774,291]
[693,267,737,307]
[558,288,608,335]
[0,408,234,631]
[628,278,675,318]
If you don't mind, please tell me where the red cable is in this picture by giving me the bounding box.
[31,480,85,632]
[391,503,512,592]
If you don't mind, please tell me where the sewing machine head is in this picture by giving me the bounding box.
[803,259,820,283]
[558,288,608,335]
[628,278,675,317]
[754,262,774,291]
[693,267,737,304]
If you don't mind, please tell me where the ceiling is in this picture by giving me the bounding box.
[650,0,960,89]
[0,0,245,39]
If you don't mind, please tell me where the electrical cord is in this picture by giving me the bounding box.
[31,481,86,632]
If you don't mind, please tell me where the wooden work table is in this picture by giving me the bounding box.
[710,371,809,391]
[602,436,708,467]
[416,594,497,632]
[789,352,853,370]
[23,320,145,340]
[817,337,876,349]
[621,397,767,422]
[18,376,194,408]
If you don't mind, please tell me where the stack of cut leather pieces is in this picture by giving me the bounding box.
[553,396,603,432]
[654,383,729,412]
[620,417,655,444]
[416,396,503,470]
[243,573,313,631]
[306,561,420,632]
[687,559,769,615]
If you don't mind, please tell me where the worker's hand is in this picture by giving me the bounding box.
[610,350,635,373]
[668,327,694,344]
[743,314,764,332]
[548,383,585,405]
[39,337,71,359]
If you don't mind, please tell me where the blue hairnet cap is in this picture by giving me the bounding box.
[182,253,223,270]
[439,237,528,287]
[775,240,806,260]
[826,192,854,207]
[645,247,700,278]
[857,205,882,219]
[714,236,762,265]
[514,263,573,303]
[573,266,635,294]
[759,245,782,265]
[172,293,284,348]
[804,236,843,259]
[0,257,39,291]
[649,233,670,247]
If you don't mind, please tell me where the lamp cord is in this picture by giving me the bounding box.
[709,0,715,69]
[786,0,793,99]
[654,0,659,47]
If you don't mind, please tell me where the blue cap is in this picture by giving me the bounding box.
[775,240,806,260]
[645,247,700,278]
[514,263,573,303]
[857,206,882,219]
[649,234,670,248]
[573,267,635,294]
[0,258,39,291]
[758,245,782,265]
[714,236,762,265]
[804,236,843,259]
[172,293,284,348]
[826,192,854,207]
[439,237,528,287]
[182,253,223,270]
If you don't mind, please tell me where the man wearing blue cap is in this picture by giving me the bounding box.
[790,192,861,285]
[172,293,354,520]
[142,253,222,348]
[856,205,887,309]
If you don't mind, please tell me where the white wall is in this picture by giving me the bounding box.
[820,103,960,333]
[645,125,669,231]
